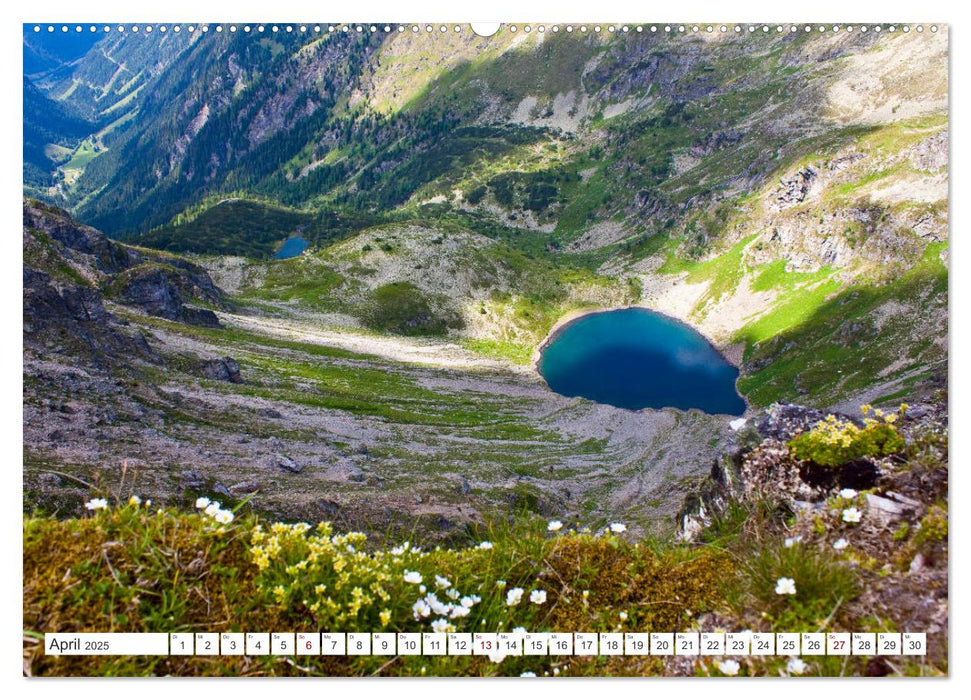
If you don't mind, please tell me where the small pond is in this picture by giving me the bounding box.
[275,236,309,259]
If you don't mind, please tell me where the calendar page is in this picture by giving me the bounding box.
[21,8,949,680]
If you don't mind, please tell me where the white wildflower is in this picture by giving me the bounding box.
[520,671,536,677]
[774,577,797,595]
[840,488,858,499]
[842,507,862,523]
[787,657,808,675]
[430,618,453,633]
[204,502,221,517]
[547,520,563,532]
[450,605,470,619]
[84,498,108,511]
[412,600,431,619]
[717,659,740,676]
[477,541,493,550]
[832,538,849,551]
[488,651,506,663]
[214,510,234,524]
[496,580,506,588]
[506,587,524,606]
[460,596,477,608]
[128,495,142,506]
[404,570,423,584]
[432,618,454,633]
[513,626,527,634]
[435,575,451,589]
[426,594,450,616]
[784,536,802,548]
[529,589,547,605]
[609,522,627,533]
[195,497,210,509]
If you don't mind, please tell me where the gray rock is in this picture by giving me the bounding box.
[774,166,817,209]
[458,477,472,495]
[865,493,915,525]
[756,403,855,442]
[905,404,932,420]
[213,482,233,498]
[317,499,341,517]
[231,481,260,494]
[201,357,243,383]
[909,552,925,573]
[38,473,62,487]
[273,454,302,473]
[885,491,922,508]
[181,306,220,328]
[179,469,205,489]
[113,263,223,328]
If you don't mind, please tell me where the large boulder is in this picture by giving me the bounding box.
[112,263,222,327]
[200,357,243,383]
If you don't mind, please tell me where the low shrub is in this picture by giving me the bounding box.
[788,405,906,467]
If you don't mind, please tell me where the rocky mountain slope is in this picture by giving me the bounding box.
[23,26,948,534]
[23,201,734,535]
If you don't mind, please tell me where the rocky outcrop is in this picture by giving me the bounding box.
[23,200,137,274]
[23,266,156,360]
[24,199,226,330]
[676,401,947,542]
[754,403,857,441]
[113,264,220,327]
[773,167,818,210]
[689,129,742,158]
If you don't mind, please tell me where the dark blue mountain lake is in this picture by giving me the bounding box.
[538,308,746,415]
[275,236,309,259]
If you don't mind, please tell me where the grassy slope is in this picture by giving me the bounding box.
[233,221,636,364]
[25,415,947,677]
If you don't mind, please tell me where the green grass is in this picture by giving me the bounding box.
[553,168,610,241]
[738,243,947,406]
[659,235,757,316]
[727,542,860,633]
[459,338,533,365]
[232,355,554,441]
[750,260,833,294]
[738,276,843,346]
[361,281,463,336]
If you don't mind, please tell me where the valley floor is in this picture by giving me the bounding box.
[24,300,739,537]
